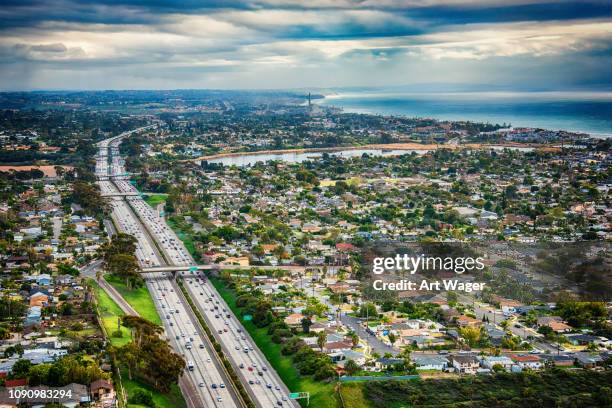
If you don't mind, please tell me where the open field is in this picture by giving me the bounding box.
[144,193,167,208]
[211,277,338,408]
[105,274,161,325]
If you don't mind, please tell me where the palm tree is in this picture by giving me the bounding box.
[317,331,327,352]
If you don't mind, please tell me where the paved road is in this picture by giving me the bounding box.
[104,128,298,408]
[52,216,62,240]
[295,277,396,356]
[96,128,240,408]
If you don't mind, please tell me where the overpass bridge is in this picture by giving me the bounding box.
[101,192,141,197]
[140,264,308,274]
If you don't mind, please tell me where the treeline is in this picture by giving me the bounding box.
[362,369,612,408]
[6,356,108,386]
[70,181,106,217]
[100,233,142,289]
[113,316,185,393]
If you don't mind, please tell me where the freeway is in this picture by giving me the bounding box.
[96,128,240,408]
[101,128,299,408]
[140,264,308,273]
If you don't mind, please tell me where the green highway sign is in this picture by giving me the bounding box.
[289,392,310,405]
[189,266,198,272]
[243,314,253,321]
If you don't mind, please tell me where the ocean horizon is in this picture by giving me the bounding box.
[319,91,612,138]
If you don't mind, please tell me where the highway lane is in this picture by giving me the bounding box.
[105,129,299,408]
[185,277,295,407]
[97,129,239,408]
[121,194,296,407]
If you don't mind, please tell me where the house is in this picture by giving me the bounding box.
[537,316,572,333]
[331,350,367,368]
[499,299,522,316]
[564,333,600,346]
[449,355,480,374]
[4,378,27,389]
[509,354,542,370]
[540,354,574,367]
[484,324,506,346]
[90,379,114,400]
[375,358,404,371]
[481,356,514,370]
[323,341,353,353]
[21,383,90,408]
[25,306,42,326]
[284,313,309,327]
[29,292,49,307]
[456,315,482,328]
[412,355,449,371]
[574,352,604,368]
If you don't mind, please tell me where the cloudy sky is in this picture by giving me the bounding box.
[1,0,611,90]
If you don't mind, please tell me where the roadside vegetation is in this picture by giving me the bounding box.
[105,274,161,325]
[351,369,612,407]
[210,276,339,408]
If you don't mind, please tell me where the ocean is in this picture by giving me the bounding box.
[318,91,612,138]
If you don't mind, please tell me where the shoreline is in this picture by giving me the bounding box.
[188,142,557,162]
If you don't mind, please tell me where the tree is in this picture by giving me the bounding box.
[116,316,184,392]
[459,326,482,348]
[317,331,327,352]
[344,359,359,376]
[9,359,31,379]
[388,332,397,348]
[358,303,377,318]
[301,317,313,334]
[350,333,359,348]
[106,253,141,289]
[129,388,156,407]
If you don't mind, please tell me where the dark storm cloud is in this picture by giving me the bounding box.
[0,0,611,90]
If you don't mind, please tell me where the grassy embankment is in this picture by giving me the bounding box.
[89,279,185,408]
[104,274,161,325]
[341,369,612,408]
[144,193,167,208]
[210,277,339,408]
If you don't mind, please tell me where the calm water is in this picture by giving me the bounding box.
[319,91,612,138]
[205,148,428,166]
[204,146,535,167]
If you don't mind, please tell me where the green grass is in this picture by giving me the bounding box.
[144,193,167,208]
[105,275,161,325]
[339,383,372,408]
[211,277,338,408]
[89,279,187,408]
[122,368,186,408]
[89,279,131,347]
